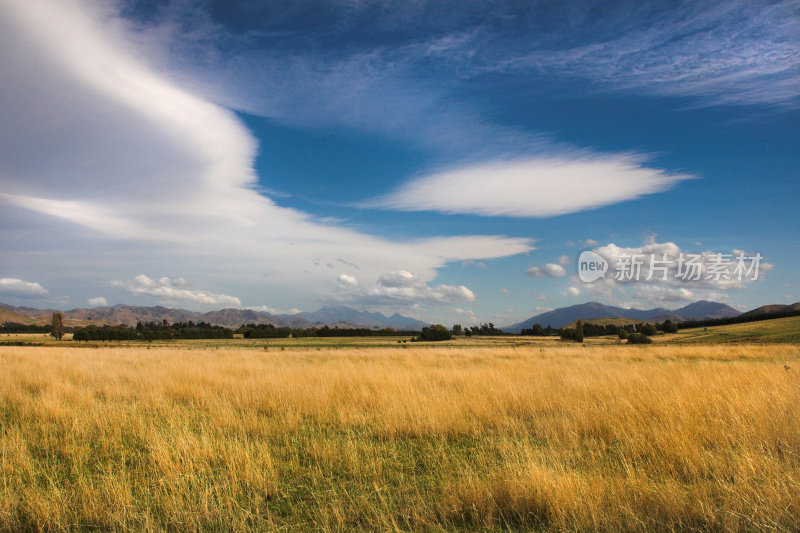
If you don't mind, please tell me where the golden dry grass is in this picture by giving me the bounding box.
[1,344,798,531]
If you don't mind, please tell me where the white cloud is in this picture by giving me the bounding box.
[112,275,241,308]
[246,305,279,314]
[337,270,476,306]
[0,278,49,297]
[452,307,478,322]
[87,296,107,307]
[526,263,567,278]
[566,287,580,298]
[337,274,359,287]
[372,155,692,217]
[377,270,417,288]
[558,255,571,266]
[583,239,598,247]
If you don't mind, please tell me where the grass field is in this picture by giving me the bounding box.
[1,342,799,532]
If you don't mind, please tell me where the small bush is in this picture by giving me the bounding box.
[628,333,653,344]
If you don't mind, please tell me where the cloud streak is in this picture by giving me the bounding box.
[372,155,693,217]
[520,0,800,107]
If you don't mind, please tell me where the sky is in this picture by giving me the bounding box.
[0,0,798,325]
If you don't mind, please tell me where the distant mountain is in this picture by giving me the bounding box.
[672,301,741,320]
[0,303,55,318]
[0,307,42,325]
[740,302,800,318]
[504,300,741,332]
[0,302,427,330]
[290,305,428,330]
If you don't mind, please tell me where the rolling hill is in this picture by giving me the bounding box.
[740,302,800,318]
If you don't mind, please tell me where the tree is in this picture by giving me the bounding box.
[50,312,64,341]
[659,319,678,333]
[452,324,463,336]
[418,324,452,341]
[560,321,584,342]
[617,327,629,340]
[574,320,585,342]
[640,323,657,336]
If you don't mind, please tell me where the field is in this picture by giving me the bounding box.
[1,340,799,532]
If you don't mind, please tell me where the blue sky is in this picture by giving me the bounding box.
[0,0,798,325]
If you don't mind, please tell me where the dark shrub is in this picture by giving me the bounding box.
[418,325,452,341]
[628,333,653,344]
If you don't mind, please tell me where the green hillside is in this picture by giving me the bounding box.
[669,316,800,344]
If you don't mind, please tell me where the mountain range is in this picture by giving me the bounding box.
[0,303,428,330]
[503,300,741,332]
[293,306,428,330]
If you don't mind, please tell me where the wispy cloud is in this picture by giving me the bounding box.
[565,287,580,298]
[371,155,693,217]
[494,0,800,107]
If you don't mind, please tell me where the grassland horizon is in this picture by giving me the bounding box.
[1,342,798,531]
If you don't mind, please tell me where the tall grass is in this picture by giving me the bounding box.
[1,344,798,531]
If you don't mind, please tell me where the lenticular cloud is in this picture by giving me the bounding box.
[373,155,693,217]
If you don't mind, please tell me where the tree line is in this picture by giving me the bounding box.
[0,323,54,334]
[71,321,422,341]
[236,324,420,338]
[73,321,234,341]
